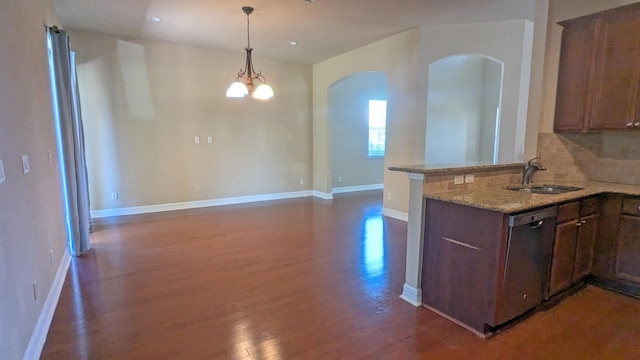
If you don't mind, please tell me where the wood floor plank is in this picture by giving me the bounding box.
[41,192,640,359]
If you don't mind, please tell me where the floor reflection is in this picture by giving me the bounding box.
[360,209,391,304]
[232,318,282,360]
[362,213,385,278]
[69,259,89,359]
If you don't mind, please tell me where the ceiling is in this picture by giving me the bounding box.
[53,0,536,64]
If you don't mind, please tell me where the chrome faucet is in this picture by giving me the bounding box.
[522,157,546,185]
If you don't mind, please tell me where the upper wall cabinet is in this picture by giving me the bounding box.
[555,3,640,133]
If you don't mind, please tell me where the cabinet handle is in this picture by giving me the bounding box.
[628,122,634,127]
[635,122,640,127]
[581,220,587,224]
[638,206,640,213]
[576,222,582,227]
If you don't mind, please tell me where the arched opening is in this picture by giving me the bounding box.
[425,54,504,166]
[328,71,388,192]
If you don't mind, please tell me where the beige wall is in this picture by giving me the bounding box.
[0,0,68,358]
[68,30,313,210]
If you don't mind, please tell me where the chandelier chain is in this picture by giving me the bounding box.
[246,11,251,49]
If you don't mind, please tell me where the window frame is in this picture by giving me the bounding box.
[367,100,387,159]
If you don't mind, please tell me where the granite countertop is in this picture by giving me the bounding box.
[389,162,523,175]
[424,180,640,214]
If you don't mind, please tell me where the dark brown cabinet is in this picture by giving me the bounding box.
[589,16,640,130]
[616,197,640,283]
[549,198,599,296]
[550,205,579,294]
[554,3,640,132]
[591,195,640,297]
[422,199,506,334]
[554,23,595,132]
[574,213,598,281]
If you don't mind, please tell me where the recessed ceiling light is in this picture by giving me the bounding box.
[288,41,298,46]
[146,16,161,22]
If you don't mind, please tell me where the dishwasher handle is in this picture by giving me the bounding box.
[529,220,545,229]
[509,207,557,227]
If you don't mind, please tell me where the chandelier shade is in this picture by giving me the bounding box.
[226,81,249,98]
[226,6,274,100]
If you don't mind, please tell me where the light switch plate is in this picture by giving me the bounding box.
[0,160,5,184]
[207,136,213,144]
[22,155,30,174]
[194,136,200,144]
[454,175,464,185]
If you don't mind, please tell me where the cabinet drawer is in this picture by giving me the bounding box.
[557,202,580,223]
[622,197,640,216]
[580,197,600,216]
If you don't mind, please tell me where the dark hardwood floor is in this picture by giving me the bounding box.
[42,191,640,359]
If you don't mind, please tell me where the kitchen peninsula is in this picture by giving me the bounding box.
[390,163,640,337]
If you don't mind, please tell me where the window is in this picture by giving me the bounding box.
[368,100,387,158]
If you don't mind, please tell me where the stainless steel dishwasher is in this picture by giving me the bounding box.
[497,206,557,325]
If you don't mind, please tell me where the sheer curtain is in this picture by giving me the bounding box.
[47,27,91,255]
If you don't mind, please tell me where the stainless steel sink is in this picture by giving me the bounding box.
[506,184,583,194]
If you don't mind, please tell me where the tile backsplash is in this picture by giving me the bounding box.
[536,132,640,185]
[423,168,522,193]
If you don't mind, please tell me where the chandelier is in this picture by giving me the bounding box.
[226,6,274,100]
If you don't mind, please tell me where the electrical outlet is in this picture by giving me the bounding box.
[22,155,30,174]
[32,281,37,301]
[299,179,304,185]
[387,192,392,200]
[338,176,342,183]
[465,174,475,184]
[195,186,201,193]
[111,192,118,200]
[454,175,464,185]
[50,250,54,266]
[0,159,5,184]
[194,136,200,144]
[48,150,53,164]
[207,136,213,144]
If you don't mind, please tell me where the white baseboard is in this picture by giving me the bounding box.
[382,207,408,222]
[24,248,71,360]
[331,183,384,194]
[399,283,422,307]
[312,190,334,200]
[91,190,315,218]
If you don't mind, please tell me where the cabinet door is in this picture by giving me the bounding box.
[593,195,622,279]
[554,23,595,132]
[616,215,640,283]
[573,214,599,282]
[550,220,579,295]
[589,16,640,130]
